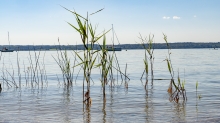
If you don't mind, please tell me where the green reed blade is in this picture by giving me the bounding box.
[90,55,98,70]
[73,50,83,62]
[89,23,95,38]
[94,29,111,43]
[143,59,148,74]
[166,59,171,74]
[61,5,87,20]
[67,22,82,35]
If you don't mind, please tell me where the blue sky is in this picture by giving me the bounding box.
[0,0,220,45]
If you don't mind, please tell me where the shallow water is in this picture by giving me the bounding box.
[0,49,220,122]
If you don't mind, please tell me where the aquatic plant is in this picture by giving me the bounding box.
[1,57,18,88]
[63,6,130,106]
[29,46,47,87]
[163,34,187,103]
[195,81,202,99]
[139,34,155,87]
[0,46,47,89]
[53,38,74,86]
[97,35,114,98]
[96,30,129,91]
[63,6,110,106]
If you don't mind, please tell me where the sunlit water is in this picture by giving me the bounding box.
[0,49,220,122]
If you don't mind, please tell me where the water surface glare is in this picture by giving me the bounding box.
[0,49,220,122]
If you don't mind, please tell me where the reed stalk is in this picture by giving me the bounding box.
[42,51,48,86]
[196,81,201,99]
[33,46,41,85]
[124,63,128,88]
[0,83,2,92]
[17,48,21,88]
[23,61,28,86]
[28,46,34,86]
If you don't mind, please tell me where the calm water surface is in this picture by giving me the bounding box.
[0,49,220,122]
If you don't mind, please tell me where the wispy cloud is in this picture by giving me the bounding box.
[163,16,170,19]
[173,16,180,19]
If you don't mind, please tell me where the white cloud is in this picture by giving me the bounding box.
[194,15,197,18]
[173,16,180,19]
[163,16,170,19]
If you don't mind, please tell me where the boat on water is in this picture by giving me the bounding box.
[1,32,14,52]
[1,47,14,52]
[106,45,122,51]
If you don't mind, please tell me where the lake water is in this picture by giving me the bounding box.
[0,49,220,122]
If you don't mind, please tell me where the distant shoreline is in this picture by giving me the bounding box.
[0,42,219,51]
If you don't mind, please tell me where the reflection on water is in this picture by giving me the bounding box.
[101,95,106,123]
[145,84,153,122]
[0,49,220,122]
[172,103,186,122]
[83,104,91,123]
[0,81,219,122]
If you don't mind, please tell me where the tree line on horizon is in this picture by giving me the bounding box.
[0,42,219,51]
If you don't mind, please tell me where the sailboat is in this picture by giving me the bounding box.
[1,32,14,52]
[106,25,122,51]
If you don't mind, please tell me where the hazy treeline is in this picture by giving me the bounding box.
[0,42,219,51]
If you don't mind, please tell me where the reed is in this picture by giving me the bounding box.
[26,46,47,87]
[100,35,111,98]
[63,6,110,106]
[124,63,128,88]
[40,50,48,86]
[0,58,18,88]
[139,34,155,87]
[63,6,130,106]
[163,34,187,103]
[5,68,18,88]
[196,81,201,99]
[53,39,74,86]
[97,48,130,87]
[33,46,41,84]
[28,46,34,86]
[96,34,116,98]
[0,47,47,89]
